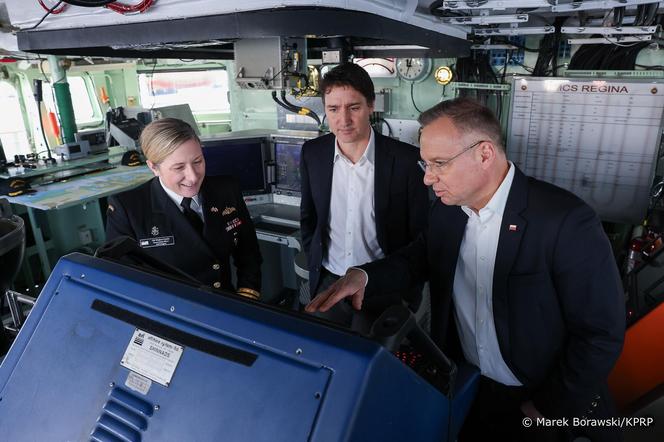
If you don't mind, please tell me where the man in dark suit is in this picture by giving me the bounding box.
[307,98,625,440]
[300,63,429,320]
[106,118,262,299]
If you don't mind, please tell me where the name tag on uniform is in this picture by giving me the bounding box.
[225,217,243,232]
[138,236,175,248]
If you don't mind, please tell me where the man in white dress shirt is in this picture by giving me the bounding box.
[299,63,429,324]
[306,97,624,441]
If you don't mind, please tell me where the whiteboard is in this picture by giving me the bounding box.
[506,77,664,224]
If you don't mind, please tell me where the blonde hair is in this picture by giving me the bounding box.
[139,118,200,164]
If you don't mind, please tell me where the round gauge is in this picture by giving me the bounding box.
[396,58,432,82]
[434,66,453,85]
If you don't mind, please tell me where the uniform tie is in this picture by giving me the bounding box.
[181,197,204,234]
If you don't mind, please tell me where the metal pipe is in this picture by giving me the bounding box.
[4,290,36,330]
[47,55,77,143]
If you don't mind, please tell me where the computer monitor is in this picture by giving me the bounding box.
[75,128,107,154]
[151,104,200,136]
[201,137,267,194]
[274,140,304,194]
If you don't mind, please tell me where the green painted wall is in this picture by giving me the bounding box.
[3,42,664,150]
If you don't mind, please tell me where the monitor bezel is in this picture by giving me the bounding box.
[271,136,306,196]
[201,136,269,196]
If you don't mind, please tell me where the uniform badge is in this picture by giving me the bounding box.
[211,206,219,213]
[509,224,518,231]
[225,217,243,232]
[151,226,160,236]
[107,204,115,213]
[222,207,236,216]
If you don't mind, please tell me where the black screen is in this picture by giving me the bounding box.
[275,142,303,193]
[202,139,265,193]
[80,131,106,146]
[69,144,81,154]
[117,119,143,140]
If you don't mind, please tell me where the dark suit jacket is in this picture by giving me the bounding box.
[300,131,429,306]
[362,167,625,419]
[106,175,262,293]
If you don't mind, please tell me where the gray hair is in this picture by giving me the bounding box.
[418,97,504,151]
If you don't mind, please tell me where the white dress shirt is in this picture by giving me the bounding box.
[159,178,204,221]
[322,128,384,276]
[452,161,522,386]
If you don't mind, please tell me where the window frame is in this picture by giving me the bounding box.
[136,66,231,116]
[43,74,104,129]
[0,78,34,157]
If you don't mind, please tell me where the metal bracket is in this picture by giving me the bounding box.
[4,290,36,332]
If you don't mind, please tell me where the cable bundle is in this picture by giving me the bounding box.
[104,0,154,14]
[569,40,651,70]
[453,51,504,118]
[271,90,321,127]
[37,0,66,14]
[532,16,567,77]
[37,0,155,16]
[564,4,658,70]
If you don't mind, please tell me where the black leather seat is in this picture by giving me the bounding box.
[0,199,25,355]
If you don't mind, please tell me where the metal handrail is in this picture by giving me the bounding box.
[4,290,36,332]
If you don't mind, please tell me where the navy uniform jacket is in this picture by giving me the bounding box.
[106,175,262,293]
[361,167,625,420]
[300,132,429,307]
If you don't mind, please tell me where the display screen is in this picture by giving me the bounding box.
[275,142,303,193]
[202,138,266,194]
[80,131,106,146]
[69,144,81,154]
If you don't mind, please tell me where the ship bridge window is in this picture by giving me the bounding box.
[0,81,32,158]
[137,69,230,117]
[43,76,103,128]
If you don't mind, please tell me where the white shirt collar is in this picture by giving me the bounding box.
[333,127,375,166]
[461,161,515,220]
[158,177,201,210]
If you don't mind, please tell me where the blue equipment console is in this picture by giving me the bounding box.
[0,253,478,441]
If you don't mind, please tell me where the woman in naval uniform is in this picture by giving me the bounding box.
[106,118,262,300]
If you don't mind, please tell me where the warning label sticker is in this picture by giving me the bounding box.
[121,329,184,387]
[125,371,152,395]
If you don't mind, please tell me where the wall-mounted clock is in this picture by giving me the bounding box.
[396,58,432,82]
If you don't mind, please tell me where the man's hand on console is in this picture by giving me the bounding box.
[305,268,368,313]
